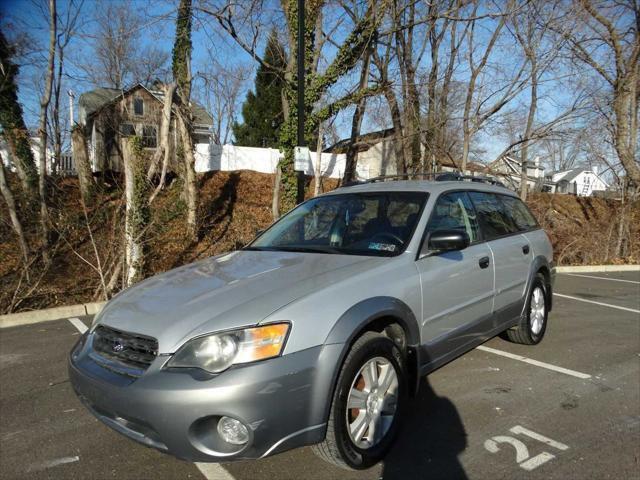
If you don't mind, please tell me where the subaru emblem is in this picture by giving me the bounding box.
[113,342,124,352]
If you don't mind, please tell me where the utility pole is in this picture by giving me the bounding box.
[295,0,305,204]
[68,90,75,129]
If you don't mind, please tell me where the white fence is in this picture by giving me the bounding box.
[194,144,370,179]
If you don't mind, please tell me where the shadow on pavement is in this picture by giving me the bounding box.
[382,377,468,479]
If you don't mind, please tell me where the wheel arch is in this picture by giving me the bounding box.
[316,297,422,428]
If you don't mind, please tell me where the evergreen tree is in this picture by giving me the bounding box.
[233,30,286,148]
[0,31,38,196]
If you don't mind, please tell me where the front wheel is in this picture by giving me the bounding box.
[506,273,548,345]
[312,331,407,470]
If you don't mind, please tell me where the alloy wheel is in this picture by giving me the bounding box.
[345,356,399,449]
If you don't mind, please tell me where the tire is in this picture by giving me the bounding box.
[506,273,548,345]
[312,331,407,470]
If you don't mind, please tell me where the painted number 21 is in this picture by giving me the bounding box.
[484,425,569,471]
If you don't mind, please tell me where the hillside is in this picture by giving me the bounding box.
[1,171,637,314]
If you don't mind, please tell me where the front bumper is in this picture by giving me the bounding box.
[68,331,343,461]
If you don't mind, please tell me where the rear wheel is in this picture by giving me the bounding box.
[312,331,407,470]
[506,273,548,345]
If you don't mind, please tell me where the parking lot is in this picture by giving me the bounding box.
[1,271,638,480]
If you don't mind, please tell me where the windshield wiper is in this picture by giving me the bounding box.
[244,245,342,254]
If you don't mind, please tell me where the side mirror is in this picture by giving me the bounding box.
[427,229,470,253]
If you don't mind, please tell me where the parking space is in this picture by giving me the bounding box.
[1,272,638,479]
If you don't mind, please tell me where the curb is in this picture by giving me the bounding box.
[0,302,105,329]
[556,265,639,273]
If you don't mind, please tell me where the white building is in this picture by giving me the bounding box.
[548,167,608,196]
[0,136,54,173]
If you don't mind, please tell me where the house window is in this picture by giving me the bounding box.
[141,125,157,148]
[120,123,135,136]
[133,97,144,116]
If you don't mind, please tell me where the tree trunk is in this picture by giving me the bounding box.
[272,163,282,220]
[343,48,372,184]
[71,126,94,204]
[121,137,149,286]
[148,82,177,203]
[51,43,64,176]
[314,123,323,195]
[0,153,29,264]
[382,88,406,174]
[613,82,640,185]
[520,60,538,200]
[177,110,198,239]
[37,0,57,259]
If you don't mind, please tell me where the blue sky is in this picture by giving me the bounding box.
[1,0,605,170]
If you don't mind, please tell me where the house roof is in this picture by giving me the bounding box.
[489,155,544,171]
[78,84,213,127]
[324,128,396,154]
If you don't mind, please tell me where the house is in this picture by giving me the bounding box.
[487,155,546,191]
[546,167,608,196]
[78,84,213,172]
[325,128,486,178]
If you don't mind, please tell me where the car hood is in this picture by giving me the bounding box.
[95,250,382,353]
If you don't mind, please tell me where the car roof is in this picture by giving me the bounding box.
[324,179,518,197]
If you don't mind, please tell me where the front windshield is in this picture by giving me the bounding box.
[248,192,428,256]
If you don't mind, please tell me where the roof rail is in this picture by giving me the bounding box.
[347,171,506,187]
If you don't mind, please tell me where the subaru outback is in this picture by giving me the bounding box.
[69,175,554,470]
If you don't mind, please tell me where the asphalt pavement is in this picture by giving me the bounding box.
[1,271,638,480]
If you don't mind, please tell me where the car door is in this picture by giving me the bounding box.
[416,191,495,362]
[468,191,532,325]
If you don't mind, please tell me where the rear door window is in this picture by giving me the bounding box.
[468,191,518,240]
[499,195,539,231]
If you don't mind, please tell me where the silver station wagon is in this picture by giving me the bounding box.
[69,174,554,470]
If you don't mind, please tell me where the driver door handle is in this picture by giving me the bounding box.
[479,256,490,269]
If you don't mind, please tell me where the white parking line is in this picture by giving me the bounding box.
[476,345,592,379]
[196,463,236,480]
[66,316,236,480]
[28,456,80,472]
[68,317,88,334]
[563,273,640,285]
[554,293,640,314]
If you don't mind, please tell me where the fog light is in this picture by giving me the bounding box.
[217,416,249,445]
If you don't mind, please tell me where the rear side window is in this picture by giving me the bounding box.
[468,191,518,240]
[426,191,480,243]
[500,195,538,231]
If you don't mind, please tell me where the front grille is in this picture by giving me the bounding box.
[92,325,158,373]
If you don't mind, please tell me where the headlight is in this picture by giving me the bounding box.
[165,323,290,373]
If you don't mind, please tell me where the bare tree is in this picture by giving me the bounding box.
[83,2,169,89]
[461,0,530,172]
[554,0,639,185]
[511,1,567,199]
[50,0,82,175]
[37,0,56,259]
[197,59,248,145]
